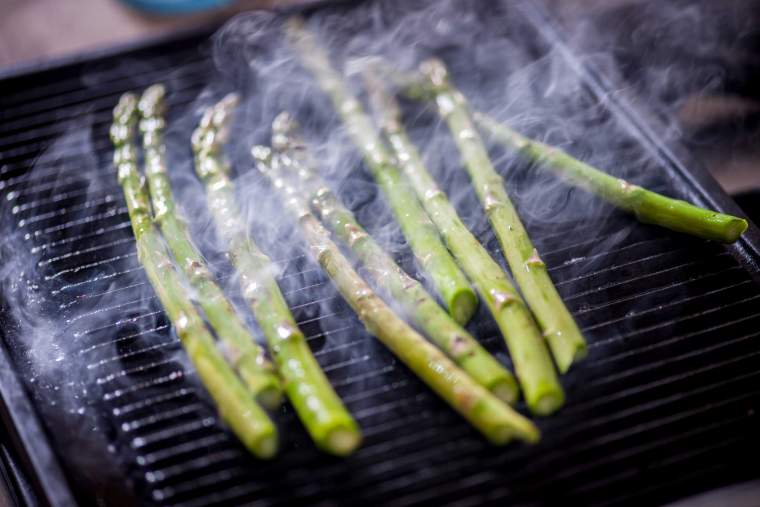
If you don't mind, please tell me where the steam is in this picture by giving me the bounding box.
[0,0,736,493]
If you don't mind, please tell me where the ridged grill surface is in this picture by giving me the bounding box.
[1,2,760,506]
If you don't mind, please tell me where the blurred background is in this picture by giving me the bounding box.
[6,0,757,215]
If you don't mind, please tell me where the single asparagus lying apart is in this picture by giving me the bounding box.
[137,85,283,409]
[285,18,478,326]
[110,93,278,458]
[192,96,361,456]
[473,112,748,244]
[271,112,519,405]
[417,59,588,376]
[255,144,539,445]
[362,74,564,413]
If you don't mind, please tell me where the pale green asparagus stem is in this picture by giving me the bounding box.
[362,76,564,412]
[271,112,519,405]
[110,93,277,458]
[191,96,361,456]
[472,112,748,243]
[137,85,282,409]
[255,145,539,445]
[418,59,587,375]
[285,18,478,325]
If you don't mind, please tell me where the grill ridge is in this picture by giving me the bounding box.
[0,1,759,506]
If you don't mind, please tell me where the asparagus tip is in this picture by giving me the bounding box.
[419,57,450,89]
[110,93,138,146]
[272,111,299,152]
[252,145,273,168]
[113,93,138,119]
[137,83,166,118]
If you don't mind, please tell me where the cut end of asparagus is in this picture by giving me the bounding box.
[490,377,520,406]
[487,427,514,446]
[557,340,589,375]
[323,426,363,457]
[517,423,541,445]
[529,389,566,417]
[486,410,540,445]
[449,288,479,325]
[253,433,279,460]
[545,328,589,374]
[724,217,749,243]
[256,384,285,410]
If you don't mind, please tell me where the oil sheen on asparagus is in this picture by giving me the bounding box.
[286,17,478,326]
[362,74,564,413]
[110,93,278,459]
[137,84,283,409]
[255,144,539,445]
[418,59,587,377]
[271,111,519,405]
[192,96,361,456]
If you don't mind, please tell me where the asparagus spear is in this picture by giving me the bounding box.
[271,112,519,405]
[361,76,565,412]
[417,59,587,375]
[285,18,478,326]
[472,112,748,243]
[389,59,749,244]
[191,96,361,456]
[136,85,282,409]
[254,144,539,445]
[110,93,278,458]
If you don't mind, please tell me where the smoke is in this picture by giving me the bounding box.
[0,0,741,496]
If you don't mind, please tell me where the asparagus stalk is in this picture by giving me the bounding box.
[271,112,519,405]
[191,96,361,456]
[136,85,282,409]
[285,18,478,326]
[472,112,748,243]
[254,144,539,445]
[418,59,587,375]
[110,93,278,458]
[362,76,565,412]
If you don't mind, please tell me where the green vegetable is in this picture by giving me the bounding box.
[255,144,539,445]
[191,95,361,456]
[473,112,748,243]
[271,111,519,404]
[110,93,278,458]
[137,84,282,409]
[286,18,478,325]
[418,59,587,378]
[362,75,564,413]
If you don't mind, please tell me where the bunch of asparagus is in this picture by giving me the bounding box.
[254,144,539,444]
[110,93,278,459]
[110,13,748,460]
[270,111,520,405]
[191,94,361,456]
[281,18,747,414]
[112,87,362,458]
